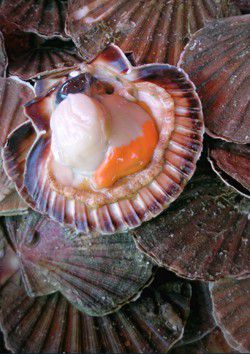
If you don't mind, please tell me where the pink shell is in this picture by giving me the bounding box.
[3,45,204,234]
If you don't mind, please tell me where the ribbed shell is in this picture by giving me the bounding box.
[179,15,250,144]
[0,266,191,353]
[5,210,153,316]
[132,174,250,281]
[210,278,250,353]
[177,282,215,345]
[0,0,67,39]
[171,327,239,353]
[0,77,33,215]
[208,141,250,198]
[0,31,7,77]
[66,0,239,65]
[3,45,204,235]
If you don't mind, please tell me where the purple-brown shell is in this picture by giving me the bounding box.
[4,210,153,316]
[179,15,250,144]
[3,44,204,234]
[0,0,68,39]
[66,0,239,65]
[210,278,250,352]
[0,234,191,354]
[208,141,250,198]
[131,173,250,281]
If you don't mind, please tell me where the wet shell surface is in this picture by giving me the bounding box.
[0,77,33,215]
[4,210,153,316]
[179,15,250,144]
[66,0,239,65]
[0,256,191,354]
[0,0,67,39]
[210,278,250,352]
[3,45,204,234]
[208,141,250,198]
[132,173,250,281]
[0,31,7,77]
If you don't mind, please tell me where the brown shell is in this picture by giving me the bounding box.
[171,327,240,353]
[234,0,250,13]
[3,45,204,234]
[208,141,250,198]
[210,278,250,352]
[0,77,33,215]
[0,19,82,81]
[0,31,7,77]
[4,210,154,316]
[0,263,191,353]
[179,15,250,144]
[0,0,67,39]
[132,173,250,281]
[66,0,239,65]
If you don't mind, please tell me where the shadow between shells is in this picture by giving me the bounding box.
[0,1,249,353]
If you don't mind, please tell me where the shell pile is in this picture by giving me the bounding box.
[0,1,249,353]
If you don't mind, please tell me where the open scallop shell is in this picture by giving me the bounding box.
[132,173,250,281]
[179,15,250,144]
[0,31,7,77]
[208,141,250,198]
[66,0,239,65]
[210,278,250,353]
[0,0,67,39]
[0,261,191,353]
[3,44,204,234]
[0,77,34,215]
[4,210,153,316]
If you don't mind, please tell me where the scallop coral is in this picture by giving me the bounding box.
[3,44,204,234]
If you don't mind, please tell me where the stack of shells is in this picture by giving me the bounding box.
[0,0,249,353]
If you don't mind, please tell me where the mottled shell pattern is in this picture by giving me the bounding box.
[3,44,204,234]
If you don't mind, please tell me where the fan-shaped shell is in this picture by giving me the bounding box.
[210,278,250,353]
[234,0,250,13]
[5,34,83,81]
[0,0,67,39]
[66,0,239,65]
[208,141,250,198]
[0,259,191,353]
[3,45,204,234]
[4,210,153,316]
[0,77,33,215]
[132,173,250,281]
[179,15,250,144]
[0,31,7,77]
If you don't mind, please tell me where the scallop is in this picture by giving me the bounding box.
[4,210,153,316]
[3,44,204,234]
[66,0,239,65]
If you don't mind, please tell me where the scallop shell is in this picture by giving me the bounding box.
[208,141,250,198]
[132,173,250,281]
[0,31,7,77]
[0,77,33,215]
[0,0,67,39]
[0,263,191,353]
[210,278,250,352]
[3,45,204,234]
[171,327,239,353]
[0,19,82,81]
[4,210,154,316]
[179,15,250,144]
[177,282,215,345]
[66,0,239,65]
